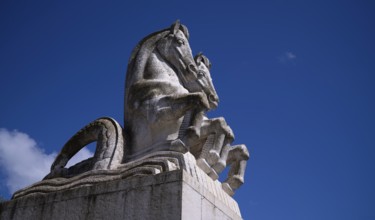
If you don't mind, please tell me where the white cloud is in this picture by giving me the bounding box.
[66,146,94,168]
[279,51,297,63]
[0,129,93,194]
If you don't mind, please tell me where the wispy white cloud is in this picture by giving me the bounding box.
[0,129,93,194]
[279,51,297,63]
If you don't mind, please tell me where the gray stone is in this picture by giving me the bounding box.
[5,20,251,219]
[41,20,249,196]
[1,153,242,220]
[44,117,125,179]
[123,21,214,160]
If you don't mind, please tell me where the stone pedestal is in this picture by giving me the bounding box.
[0,153,242,220]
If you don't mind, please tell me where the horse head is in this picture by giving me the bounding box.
[190,53,219,109]
[156,20,198,86]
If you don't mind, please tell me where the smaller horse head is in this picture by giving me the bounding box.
[189,53,219,109]
[156,20,198,84]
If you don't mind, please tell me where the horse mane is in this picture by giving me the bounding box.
[124,22,190,117]
[125,29,169,99]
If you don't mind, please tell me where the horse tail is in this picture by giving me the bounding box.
[45,117,125,179]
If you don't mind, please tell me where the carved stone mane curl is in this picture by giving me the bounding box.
[124,29,168,112]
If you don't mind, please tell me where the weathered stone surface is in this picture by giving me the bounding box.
[40,21,250,197]
[1,153,242,220]
[44,117,125,180]
[4,20,251,220]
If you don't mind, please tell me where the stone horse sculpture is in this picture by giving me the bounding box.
[43,21,249,196]
[45,21,216,178]
[123,20,218,161]
[187,53,250,195]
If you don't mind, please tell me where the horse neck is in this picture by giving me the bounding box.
[145,51,181,83]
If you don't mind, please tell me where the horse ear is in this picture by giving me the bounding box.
[195,52,212,70]
[195,52,203,65]
[170,20,181,35]
[202,55,212,69]
[180,24,189,39]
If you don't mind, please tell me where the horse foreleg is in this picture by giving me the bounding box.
[180,110,205,147]
[150,93,208,152]
[193,117,232,179]
[222,160,247,196]
[152,92,209,122]
[196,134,217,178]
[208,133,225,164]
[220,144,250,196]
[199,118,234,165]
[212,143,231,175]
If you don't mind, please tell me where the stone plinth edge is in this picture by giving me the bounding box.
[2,152,242,220]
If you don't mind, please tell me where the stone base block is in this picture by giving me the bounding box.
[0,153,242,220]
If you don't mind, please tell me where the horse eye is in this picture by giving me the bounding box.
[177,38,185,45]
[197,71,205,78]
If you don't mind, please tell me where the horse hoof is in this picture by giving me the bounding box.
[197,158,219,180]
[208,169,219,180]
[222,182,235,196]
[207,150,220,165]
[196,158,211,174]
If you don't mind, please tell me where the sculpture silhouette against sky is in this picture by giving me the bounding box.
[15,21,249,198]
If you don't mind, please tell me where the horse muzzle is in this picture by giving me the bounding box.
[208,93,219,109]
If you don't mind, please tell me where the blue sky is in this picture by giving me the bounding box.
[1,1,374,219]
